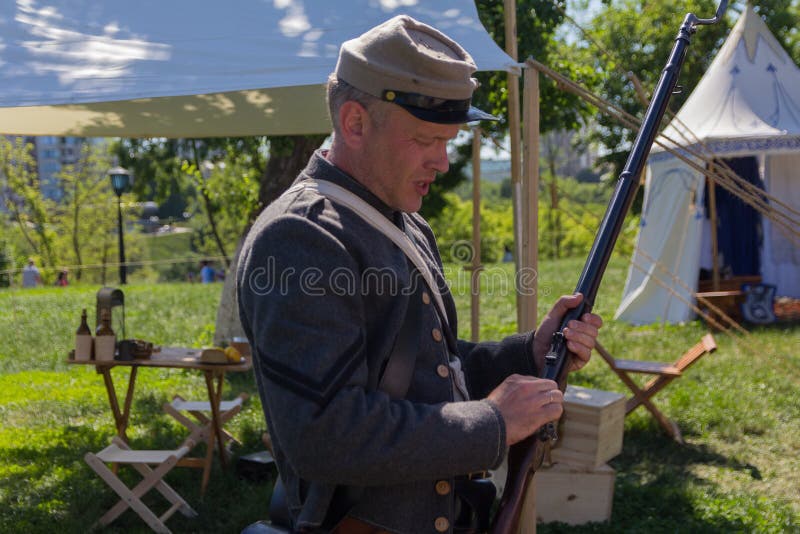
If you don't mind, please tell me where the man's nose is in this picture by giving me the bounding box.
[430,141,450,174]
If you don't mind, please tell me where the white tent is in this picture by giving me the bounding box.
[0,0,515,137]
[616,5,800,325]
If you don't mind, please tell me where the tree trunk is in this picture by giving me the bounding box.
[214,134,326,345]
[192,140,230,268]
[71,176,83,281]
[253,135,327,219]
[544,135,561,259]
[200,187,230,267]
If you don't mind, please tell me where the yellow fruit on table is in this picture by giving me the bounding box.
[224,346,241,362]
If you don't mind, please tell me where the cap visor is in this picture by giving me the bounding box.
[399,104,500,124]
[466,106,500,123]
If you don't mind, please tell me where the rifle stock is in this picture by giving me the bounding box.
[491,2,727,532]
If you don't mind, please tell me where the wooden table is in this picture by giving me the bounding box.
[68,347,252,495]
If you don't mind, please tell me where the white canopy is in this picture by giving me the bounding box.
[617,5,800,324]
[0,0,515,137]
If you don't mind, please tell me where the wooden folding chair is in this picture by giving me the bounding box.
[163,393,247,494]
[84,436,197,533]
[595,333,717,443]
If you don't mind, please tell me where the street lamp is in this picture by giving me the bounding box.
[108,166,133,285]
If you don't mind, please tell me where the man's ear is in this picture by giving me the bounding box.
[337,101,369,149]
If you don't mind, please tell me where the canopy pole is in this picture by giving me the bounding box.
[505,2,537,529]
[520,65,540,332]
[708,167,720,291]
[504,0,525,332]
[470,127,482,342]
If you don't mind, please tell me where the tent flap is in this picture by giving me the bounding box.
[616,158,705,325]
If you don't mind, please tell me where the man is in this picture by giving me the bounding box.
[237,15,602,533]
[22,258,42,288]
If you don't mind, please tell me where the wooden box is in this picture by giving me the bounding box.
[550,385,625,469]
[534,463,615,525]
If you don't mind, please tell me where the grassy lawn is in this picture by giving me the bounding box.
[0,256,798,533]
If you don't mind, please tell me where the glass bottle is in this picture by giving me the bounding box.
[94,309,116,362]
[74,308,93,361]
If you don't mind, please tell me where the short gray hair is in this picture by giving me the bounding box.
[326,73,387,131]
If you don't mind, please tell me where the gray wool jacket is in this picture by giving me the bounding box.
[237,150,537,534]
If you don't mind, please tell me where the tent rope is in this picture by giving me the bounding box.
[525,58,800,249]
[555,185,749,335]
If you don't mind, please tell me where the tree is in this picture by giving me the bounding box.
[114,138,233,267]
[473,0,596,136]
[54,142,117,282]
[0,137,57,274]
[0,138,134,285]
[741,0,800,62]
[113,135,324,263]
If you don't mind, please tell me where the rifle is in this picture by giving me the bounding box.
[491,2,728,532]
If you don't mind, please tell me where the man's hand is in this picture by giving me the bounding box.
[532,293,602,373]
[487,375,563,446]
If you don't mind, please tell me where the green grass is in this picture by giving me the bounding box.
[1,258,798,533]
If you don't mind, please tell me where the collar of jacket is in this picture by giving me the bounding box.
[299,149,404,229]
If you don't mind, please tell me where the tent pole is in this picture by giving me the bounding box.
[504,0,525,332]
[504,2,537,532]
[708,169,720,290]
[512,64,541,534]
[470,127,482,342]
[521,66,540,332]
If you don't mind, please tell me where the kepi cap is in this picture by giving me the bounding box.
[335,15,498,124]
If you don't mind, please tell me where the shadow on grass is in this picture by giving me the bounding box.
[538,420,793,533]
[0,412,274,534]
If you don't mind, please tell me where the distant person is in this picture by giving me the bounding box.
[55,269,68,287]
[502,244,514,263]
[199,260,216,283]
[21,259,42,288]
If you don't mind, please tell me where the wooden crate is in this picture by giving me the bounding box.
[550,385,625,469]
[534,463,615,525]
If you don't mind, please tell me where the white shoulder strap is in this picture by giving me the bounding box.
[289,178,449,326]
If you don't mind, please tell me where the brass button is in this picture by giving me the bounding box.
[436,364,450,378]
[434,517,450,532]
[432,328,443,342]
[435,480,451,496]
[422,291,431,305]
